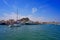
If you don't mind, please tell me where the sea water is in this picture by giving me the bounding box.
[0,24,60,40]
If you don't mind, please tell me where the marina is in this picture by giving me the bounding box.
[0,0,60,40]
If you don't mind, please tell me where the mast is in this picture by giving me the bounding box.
[17,8,18,21]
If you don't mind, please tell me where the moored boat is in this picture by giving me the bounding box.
[8,8,21,27]
[8,23,21,27]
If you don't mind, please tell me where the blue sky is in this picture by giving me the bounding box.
[0,0,60,22]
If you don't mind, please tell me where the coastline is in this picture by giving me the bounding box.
[0,18,60,25]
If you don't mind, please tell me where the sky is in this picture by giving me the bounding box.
[0,0,60,22]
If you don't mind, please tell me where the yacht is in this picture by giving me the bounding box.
[8,8,21,27]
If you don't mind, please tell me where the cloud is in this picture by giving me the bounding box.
[0,12,46,22]
[26,15,46,22]
[1,12,17,20]
[32,8,37,13]
[0,12,56,22]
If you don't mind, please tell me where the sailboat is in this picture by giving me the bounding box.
[8,8,21,27]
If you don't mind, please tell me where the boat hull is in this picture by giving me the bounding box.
[8,24,21,27]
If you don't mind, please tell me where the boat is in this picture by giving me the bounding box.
[8,23,21,27]
[8,8,21,27]
[24,21,39,25]
[25,22,39,25]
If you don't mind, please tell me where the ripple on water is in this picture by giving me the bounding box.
[0,24,60,40]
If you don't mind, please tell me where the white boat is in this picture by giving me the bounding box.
[8,8,21,27]
[8,23,21,27]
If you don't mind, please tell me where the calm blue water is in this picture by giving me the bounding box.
[0,24,60,40]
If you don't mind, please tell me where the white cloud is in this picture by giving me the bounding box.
[27,15,45,22]
[32,8,37,13]
[0,12,46,22]
[1,12,17,20]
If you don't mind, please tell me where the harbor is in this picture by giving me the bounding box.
[0,0,60,40]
